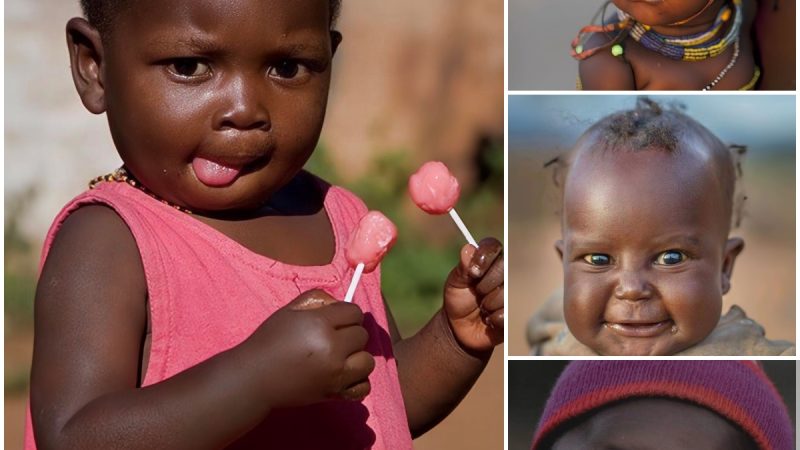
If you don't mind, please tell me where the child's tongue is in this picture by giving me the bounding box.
[192,157,242,187]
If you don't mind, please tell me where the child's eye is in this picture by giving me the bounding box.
[268,60,311,82]
[583,253,611,266]
[167,59,211,78]
[655,250,686,266]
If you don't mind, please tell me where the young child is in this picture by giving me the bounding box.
[572,0,759,90]
[527,98,793,356]
[530,360,794,450]
[25,1,504,448]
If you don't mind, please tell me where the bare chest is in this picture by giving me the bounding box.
[196,209,337,266]
[625,38,757,90]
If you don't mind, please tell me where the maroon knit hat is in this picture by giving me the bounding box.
[531,361,793,450]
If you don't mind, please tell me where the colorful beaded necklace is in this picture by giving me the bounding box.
[622,0,742,61]
[89,166,194,214]
[571,0,740,62]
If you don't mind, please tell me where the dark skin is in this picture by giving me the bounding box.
[579,0,757,90]
[753,0,795,89]
[556,139,743,356]
[550,398,758,450]
[30,0,504,448]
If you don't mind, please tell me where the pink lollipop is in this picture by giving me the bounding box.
[408,161,477,247]
[343,211,398,303]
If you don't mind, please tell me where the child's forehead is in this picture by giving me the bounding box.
[98,0,335,55]
[561,149,732,237]
[566,146,724,196]
[559,398,750,446]
[105,0,334,35]
[138,0,326,19]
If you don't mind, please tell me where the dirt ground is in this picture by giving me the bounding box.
[5,330,502,450]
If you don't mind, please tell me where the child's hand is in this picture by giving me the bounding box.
[241,289,375,409]
[443,238,504,353]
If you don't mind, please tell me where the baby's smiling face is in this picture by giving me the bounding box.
[557,145,743,356]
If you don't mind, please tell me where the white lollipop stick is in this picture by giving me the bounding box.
[343,262,365,303]
[448,208,478,247]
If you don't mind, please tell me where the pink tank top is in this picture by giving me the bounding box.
[25,180,412,449]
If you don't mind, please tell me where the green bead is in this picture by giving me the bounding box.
[611,44,624,57]
[575,45,584,54]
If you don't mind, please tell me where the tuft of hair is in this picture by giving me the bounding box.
[79,0,122,37]
[593,97,680,153]
[80,0,344,37]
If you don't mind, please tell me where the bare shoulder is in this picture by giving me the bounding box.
[39,204,146,298]
[578,33,635,90]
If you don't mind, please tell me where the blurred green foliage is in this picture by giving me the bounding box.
[307,142,504,334]
[5,188,38,334]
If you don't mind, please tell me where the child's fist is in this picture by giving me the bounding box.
[242,289,375,409]
[443,238,504,352]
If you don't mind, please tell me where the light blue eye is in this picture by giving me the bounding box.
[583,253,611,266]
[656,250,685,265]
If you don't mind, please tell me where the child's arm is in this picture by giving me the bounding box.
[389,238,503,437]
[577,33,636,90]
[31,206,374,449]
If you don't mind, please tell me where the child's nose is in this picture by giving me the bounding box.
[213,75,271,132]
[613,270,653,301]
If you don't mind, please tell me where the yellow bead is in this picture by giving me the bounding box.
[611,44,624,57]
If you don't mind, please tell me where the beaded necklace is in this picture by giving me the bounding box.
[89,166,194,214]
[702,38,739,90]
[571,0,741,62]
[622,0,742,61]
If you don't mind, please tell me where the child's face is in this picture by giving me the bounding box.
[557,148,742,356]
[611,0,716,25]
[98,0,336,212]
[550,398,756,450]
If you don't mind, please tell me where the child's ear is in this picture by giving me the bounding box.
[554,240,564,262]
[66,18,106,114]
[720,237,744,294]
[330,31,342,55]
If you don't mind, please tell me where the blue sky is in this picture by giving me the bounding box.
[509,95,796,155]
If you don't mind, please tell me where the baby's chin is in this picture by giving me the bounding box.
[590,335,694,356]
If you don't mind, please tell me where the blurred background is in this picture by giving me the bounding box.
[509,0,796,90]
[4,1,503,448]
[509,0,605,90]
[508,94,795,355]
[508,360,797,450]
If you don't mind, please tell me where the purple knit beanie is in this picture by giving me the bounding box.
[532,361,793,450]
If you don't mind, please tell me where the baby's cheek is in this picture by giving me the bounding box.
[563,273,609,334]
[665,274,722,341]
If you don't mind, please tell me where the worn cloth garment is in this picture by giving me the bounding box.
[25,179,413,449]
[531,360,794,450]
[527,290,795,356]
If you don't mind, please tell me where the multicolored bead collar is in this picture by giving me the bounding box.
[571,0,741,63]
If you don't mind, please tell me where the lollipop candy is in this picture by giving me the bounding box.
[343,211,398,303]
[408,161,461,214]
[408,161,477,247]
